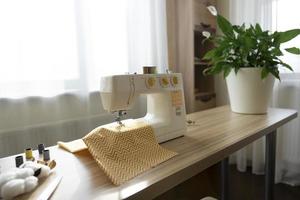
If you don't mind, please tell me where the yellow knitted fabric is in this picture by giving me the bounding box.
[82,123,177,185]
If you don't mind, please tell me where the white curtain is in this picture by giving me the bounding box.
[272,0,300,185]
[229,0,300,185]
[0,0,168,157]
[273,75,300,185]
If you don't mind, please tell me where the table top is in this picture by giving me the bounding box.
[0,106,297,200]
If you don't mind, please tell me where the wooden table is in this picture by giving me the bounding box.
[0,106,297,200]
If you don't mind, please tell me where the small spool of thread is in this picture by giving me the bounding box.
[43,149,50,161]
[15,156,24,167]
[38,144,45,154]
[25,148,33,160]
[143,66,157,74]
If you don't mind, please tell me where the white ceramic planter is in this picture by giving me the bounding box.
[226,68,275,114]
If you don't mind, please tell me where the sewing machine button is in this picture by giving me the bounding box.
[146,77,156,88]
[171,76,179,86]
[160,77,169,87]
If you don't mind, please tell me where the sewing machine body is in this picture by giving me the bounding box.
[100,73,187,143]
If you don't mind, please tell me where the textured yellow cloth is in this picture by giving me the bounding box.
[57,139,87,153]
[82,122,177,185]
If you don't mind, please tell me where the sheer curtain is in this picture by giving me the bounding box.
[0,0,168,157]
[229,0,300,185]
[272,0,300,185]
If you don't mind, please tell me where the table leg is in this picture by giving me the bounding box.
[221,157,229,200]
[265,130,277,200]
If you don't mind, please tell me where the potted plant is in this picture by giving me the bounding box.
[203,6,300,114]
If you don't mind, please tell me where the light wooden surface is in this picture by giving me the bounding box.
[0,106,297,200]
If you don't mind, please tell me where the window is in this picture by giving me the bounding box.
[0,0,80,97]
[273,0,300,73]
[0,0,145,98]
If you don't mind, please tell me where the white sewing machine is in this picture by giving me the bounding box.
[100,73,187,143]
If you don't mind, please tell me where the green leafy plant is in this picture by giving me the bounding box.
[203,7,300,80]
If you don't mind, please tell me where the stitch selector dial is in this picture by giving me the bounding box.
[170,76,179,86]
[160,77,169,87]
[145,77,156,88]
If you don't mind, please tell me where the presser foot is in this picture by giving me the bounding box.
[114,110,127,128]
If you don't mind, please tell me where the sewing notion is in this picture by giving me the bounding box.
[0,160,57,199]
[0,145,59,199]
[25,148,34,161]
[38,144,45,155]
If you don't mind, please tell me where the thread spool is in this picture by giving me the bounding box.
[15,156,24,167]
[25,148,33,160]
[43,149,50,161]
[143,66,157,74]
[38,144,45,154]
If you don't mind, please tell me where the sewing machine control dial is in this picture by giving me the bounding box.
[170,76,179,86]
[160,77,169,87]
[145,77,156,88]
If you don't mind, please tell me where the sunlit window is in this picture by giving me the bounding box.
[0,0,130,98]
[273,0,300,73]
[0,0,79,82]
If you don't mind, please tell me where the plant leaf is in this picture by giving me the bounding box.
[285,47,300,55]
[269,68,280,80]
[217,15,233,36]
[211,62,225,74]
[280,62,294,71]
[244,36,255,49]
[271,48,283,56]
[223,65,232,78]
[232,25,240,33]
[255,23,263,34]
[261,67,269,79]
[278,29,300,43]
[203,49,215,60]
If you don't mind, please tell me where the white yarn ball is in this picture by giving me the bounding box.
[24,176,38,193]
[20,162,50,178]
[0,172,17,192]
[0,168,38,199]
[15,168,34,179]
[38,165,50,178]
[1,179,25,199]
[20,162,39,172]
[0,162,51,199]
